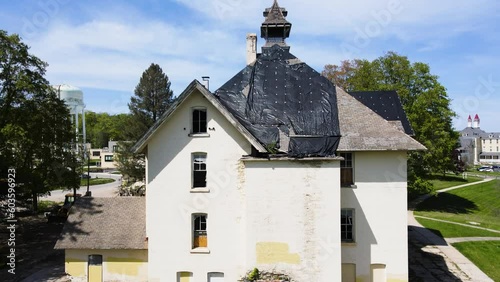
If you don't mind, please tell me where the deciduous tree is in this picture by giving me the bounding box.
[0,30,79,210]
[323,52,459,196]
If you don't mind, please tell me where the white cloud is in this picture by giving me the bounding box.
[25,18,249,93]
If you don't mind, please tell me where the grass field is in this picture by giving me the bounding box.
[426,173,482,190]
[415,180,500,231]
[415,217,500,238]
[453,241,500,281]
[80,178,114,186]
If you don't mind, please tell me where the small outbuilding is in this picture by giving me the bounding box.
[55,197,147,282]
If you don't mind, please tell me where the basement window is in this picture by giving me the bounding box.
[340,152,354,187]
[177,272,193,282]
[341,209,355,243]
[193,214,208,249]
[193,153,207,188]
[192,108,207,134]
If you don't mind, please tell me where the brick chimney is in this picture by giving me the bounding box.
[246,33,257,65]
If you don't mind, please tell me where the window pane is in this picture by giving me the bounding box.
[193,215,207,248]
[193,171,207,187]
[341,209,354,242]
[192,109,207,133]
[341,168,353,186]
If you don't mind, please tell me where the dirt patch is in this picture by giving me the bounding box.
[0,214,68,281]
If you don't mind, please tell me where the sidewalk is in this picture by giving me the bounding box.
[408,178,495,282]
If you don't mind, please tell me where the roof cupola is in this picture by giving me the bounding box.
[261,0,292,48]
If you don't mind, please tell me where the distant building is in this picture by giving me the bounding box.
[89,141,120,169]
[459,114,500,165]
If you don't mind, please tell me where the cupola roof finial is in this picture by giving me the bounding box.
[261,0,292,48]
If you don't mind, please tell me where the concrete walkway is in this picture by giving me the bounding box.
[446,237,500,244]
[408,178,496,281]
[414,215,500,234]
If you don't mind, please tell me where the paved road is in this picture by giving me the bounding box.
[39,172,122,202]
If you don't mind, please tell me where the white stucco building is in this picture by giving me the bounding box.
[459,114,500,165]
[131,2,425,282]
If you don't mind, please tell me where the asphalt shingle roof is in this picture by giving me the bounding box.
[55,197,146,250]
[336,87,426,151]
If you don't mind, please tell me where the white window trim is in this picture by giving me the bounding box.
[191,214,210,253]
[190,107,209,136]
[341,208,355,243]
[340,152,357,188]
[192,153,208,189]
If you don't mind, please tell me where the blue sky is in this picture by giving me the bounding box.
[1,0,499,131]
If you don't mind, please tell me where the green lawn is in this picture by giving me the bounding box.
[452,241,500,281]
[415,217,500,238]
[80,178,114,186]
[415,180,500,231]
[37,200,62,213]
[426,173,482,190]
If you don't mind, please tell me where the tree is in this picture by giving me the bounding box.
[0,30,79,211]
[323,52,459,196]
[127,63,174,141]
[116,63,175,189]
[82,111,131,148]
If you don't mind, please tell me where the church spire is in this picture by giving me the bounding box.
[261,0,292,48]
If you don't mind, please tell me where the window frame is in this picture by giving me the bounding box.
[191,107,208,135]
[104,155,113,162]
[192,153,207,189]
[340,152,355,187]
[192,214,208,250]
[341,208,355,243]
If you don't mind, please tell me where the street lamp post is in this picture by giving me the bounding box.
[85,149,91,196]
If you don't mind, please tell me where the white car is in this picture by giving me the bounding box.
[477,166,493,172]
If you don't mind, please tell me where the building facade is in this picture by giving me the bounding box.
[459,114,500,165]
[132,1,425,281]
[56,1,426,281]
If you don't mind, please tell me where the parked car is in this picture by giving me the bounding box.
[81,174,92,179]
[492,165,500,172]
[477,166,493,172]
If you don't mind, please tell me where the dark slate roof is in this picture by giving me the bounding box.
[337,87,426,151]
[460,127,485,137]
[479,132,500,138]
[262,0,290,25]
[348,91,414,136]
[132,80,266,153]
[215,45,341,157]
[55,197,146,250]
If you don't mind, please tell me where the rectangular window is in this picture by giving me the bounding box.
[208,272,224,282]
[193,153,207,188]
[340,153,354,187]
[92,151,101,157]
[341,209,354,242]
[177,272,193,282]
[193,214,207,248]
[192,108,207,134]
[104,155,113,162]
[113,145,119,152]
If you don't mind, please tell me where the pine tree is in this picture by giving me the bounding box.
[127,63,174,140]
